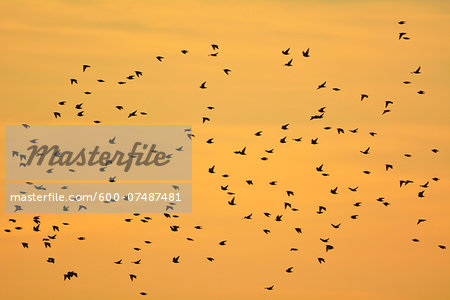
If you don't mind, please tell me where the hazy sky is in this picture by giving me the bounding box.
[0,1,449,299]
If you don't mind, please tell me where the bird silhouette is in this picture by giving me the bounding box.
[302,48,310,57]
[317,81,326,89]
[284,59,293,66]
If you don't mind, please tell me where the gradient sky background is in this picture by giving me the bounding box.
[0,0,449,299]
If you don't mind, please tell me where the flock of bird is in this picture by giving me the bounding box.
[3,19,447,297]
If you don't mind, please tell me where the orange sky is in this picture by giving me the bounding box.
[0,0,449,299]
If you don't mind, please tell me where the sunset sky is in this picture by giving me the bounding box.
[0,0,449,299]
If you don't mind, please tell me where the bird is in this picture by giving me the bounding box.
[286,267,294,273]
[223,69,231,75]
[47,257,55,263]
[385,100,393,108]
[172,256,180,263]
[208,165,215,173]
[181,50,188,54]
[399,32,407,39]
[412,66,421,74]
[284,59,293,66]
[360,147,370,154]
[128,110,137,118]
[317,81,326,89]
[331,223,341,229]
[317,206,326,214]
[302,48,310,57]
[156,56,164,61]
[211,44,219,50]
[400,180,414,187]
[200,82,207,89]
[82,64,90,72]
[265,285,274,291]
[64,271,78,280]
[417,219,426,225]
[129,274,137,281]
[361,94,368,101]
[282,48,290,55]
[234,147,246,155]
[420,181,429,188]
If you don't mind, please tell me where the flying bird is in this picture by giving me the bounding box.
[302,48,310,57]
